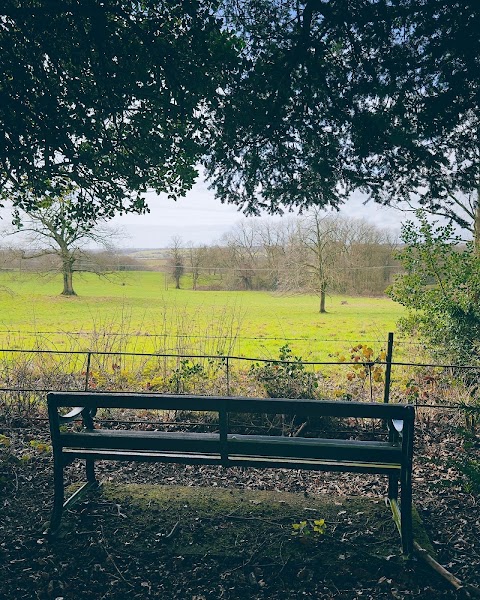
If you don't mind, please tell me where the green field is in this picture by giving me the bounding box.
[0,271,405,361]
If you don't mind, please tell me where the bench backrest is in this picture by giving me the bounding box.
[48,391,414,420]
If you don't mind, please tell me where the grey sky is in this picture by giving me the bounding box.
[0,176,405,249]
[110,178,403,248]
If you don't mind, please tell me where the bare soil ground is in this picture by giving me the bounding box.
[0,411,479,600]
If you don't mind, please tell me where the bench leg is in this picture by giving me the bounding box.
[49,453,65,536]
[400,468,413,555]
[86,458,96,483]
[388,474,399,500]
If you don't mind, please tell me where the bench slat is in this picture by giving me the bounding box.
[48,392,414,420]
[62,448,401,474]
[60,430,221,454]
[64,448,223,464]
[228,434,402,463]
[228,456,401,474]
[59,430,402,464]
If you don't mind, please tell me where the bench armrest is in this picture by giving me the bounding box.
[59,407,85,423]
[58,406,96,424]
[392,419,404,433]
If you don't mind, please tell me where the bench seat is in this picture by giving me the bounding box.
[60,429,403,470]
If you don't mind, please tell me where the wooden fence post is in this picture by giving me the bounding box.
[383,332,394,403]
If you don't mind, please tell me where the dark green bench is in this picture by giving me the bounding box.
[47,391,415,553]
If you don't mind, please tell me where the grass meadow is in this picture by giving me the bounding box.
[0,270,405,361]
[3,271,473,416]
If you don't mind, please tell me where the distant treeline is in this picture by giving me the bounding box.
[164,215,402,299]
[0,248,146,274]
[0,215,402,298]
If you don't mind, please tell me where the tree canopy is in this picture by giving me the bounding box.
[0,0,238,219]
[1,1,478,222]
[206,0,480,218]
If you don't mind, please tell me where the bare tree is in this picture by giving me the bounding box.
[282,212,345,313]
[221,221,263,290]
[255,219,289,289]
[187,243,208,290]
[8,192,120,295]
[278,214,399,304]
[167,236,185,289]
[220,219,289,290]
[338,220,399,296]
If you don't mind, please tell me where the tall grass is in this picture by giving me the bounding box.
[0,303,244,419]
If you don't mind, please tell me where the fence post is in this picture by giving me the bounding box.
[226,356,230,397]
[84,352,92,391]
[383,332,394,403]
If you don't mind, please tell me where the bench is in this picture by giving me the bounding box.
[47,391,415,553]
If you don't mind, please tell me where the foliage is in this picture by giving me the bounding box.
[387,213,480,365]
[3,2,478,223]
[0,434,11,447]
[0,0,239,218]
[168,359,208,394]
[456,459,480,495]
[334,344,386,384]
[291,518,326,539]
[206,1,480,219]
[450,429,480,495]
[29,439,52,454]
[331,343,387,402]
[250,344,318,399]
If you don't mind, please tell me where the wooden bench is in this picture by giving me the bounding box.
[47,391,415,553]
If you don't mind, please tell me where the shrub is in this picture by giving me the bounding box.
[387,213,480,367]
[250,345,318,399]
[168,359,208,394]
[332,344,386,402]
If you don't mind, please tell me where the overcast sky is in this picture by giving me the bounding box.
[0,176,405,249]
[109,177,404,248]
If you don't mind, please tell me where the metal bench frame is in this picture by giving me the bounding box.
[47,392,415,553]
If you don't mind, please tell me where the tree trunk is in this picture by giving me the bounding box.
[61,258,76,296]
[319,284,326,313]
[475,185,480,257]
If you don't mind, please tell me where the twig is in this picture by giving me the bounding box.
[414,541,480,598]
[99,525,133,587]
[165,520,180,539]
[293,421,308,437]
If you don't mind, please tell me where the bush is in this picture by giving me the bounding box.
[387,213,480,367]
[250,345,318,399]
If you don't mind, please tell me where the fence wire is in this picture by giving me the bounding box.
[1,345,479,418]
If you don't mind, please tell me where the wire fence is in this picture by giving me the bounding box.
[0,329,392,343]
[1,334,479,419]
[0,328,431,362]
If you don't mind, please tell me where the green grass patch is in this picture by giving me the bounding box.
[0,271,405,361]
